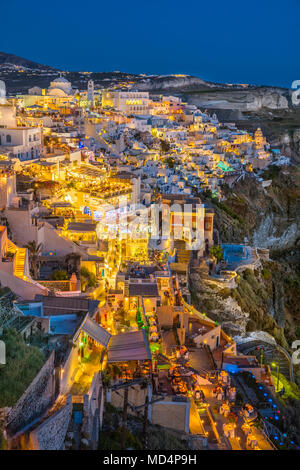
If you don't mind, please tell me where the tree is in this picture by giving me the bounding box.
[24,240,43,279]
[210,245,223,262]
[80,267,98,291]
[51,270,69,280]
[65,252,81,275]
[160,139,171,153]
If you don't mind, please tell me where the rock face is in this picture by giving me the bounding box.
[136,75,214,92]
[136,75,291,111]
[210,169,300,254]
[186,88,289,111]
[277,129,300,165]
[253,214,298,251]
[189,266,249,337]
[189,166,300,351]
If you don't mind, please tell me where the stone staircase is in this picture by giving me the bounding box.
[174,240,191,264]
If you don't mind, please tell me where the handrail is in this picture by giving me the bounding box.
[206,405,221,444]
[277,344,294,383]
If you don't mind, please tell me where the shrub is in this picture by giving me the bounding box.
[51,269,69,280]
[218,288,231,299]
[261,268,271,280]
[210,245,223,262]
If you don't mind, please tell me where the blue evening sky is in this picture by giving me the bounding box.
[1,0,299,88]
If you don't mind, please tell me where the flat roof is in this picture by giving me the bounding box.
[35,295,99,315]
[67,222,97,232]
[129,283,159,297]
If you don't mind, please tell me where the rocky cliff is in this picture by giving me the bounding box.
[186,88,290,111]
[189,166,300,372]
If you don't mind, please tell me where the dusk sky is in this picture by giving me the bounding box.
[2,0,299,88]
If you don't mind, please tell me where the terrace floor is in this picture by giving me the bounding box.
[69,351,101,395]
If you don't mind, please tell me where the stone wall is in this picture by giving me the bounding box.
[30,395,72,450]
[6,352,57,437]
[60,343,80,395]
[38,280,71,292]
[81,372,104,449]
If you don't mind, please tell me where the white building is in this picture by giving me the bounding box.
[102,90,149,115]
[0,96,42,161]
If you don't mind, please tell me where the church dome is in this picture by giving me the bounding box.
[49,76,72,96]
[52,76,71,84]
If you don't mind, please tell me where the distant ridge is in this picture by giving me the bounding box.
[0,51,57,71]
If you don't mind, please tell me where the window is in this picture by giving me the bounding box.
[6,135,11,143]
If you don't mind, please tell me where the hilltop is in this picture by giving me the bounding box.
[0,51,56,71]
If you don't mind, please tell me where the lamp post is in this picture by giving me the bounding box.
[260,347,264,366]
[272,362,280,392]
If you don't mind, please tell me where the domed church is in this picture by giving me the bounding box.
[48,75,74,96]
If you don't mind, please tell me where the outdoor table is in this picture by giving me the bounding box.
[150,335,158,342]
[220,403,230,417]
[223,424,229,438]
[229,387,236,401]
[241,423,251,436]
[223,423,235,438]
[245,404,254,414]
[247,435,258,449]
[220,371,229,384]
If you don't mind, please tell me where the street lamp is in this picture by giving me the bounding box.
[272,362,280,392]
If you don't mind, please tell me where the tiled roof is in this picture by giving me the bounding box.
[81,317,111,347]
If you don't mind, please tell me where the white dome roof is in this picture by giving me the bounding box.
[52,76,70,84]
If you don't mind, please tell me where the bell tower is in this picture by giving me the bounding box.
[87,80,94,107]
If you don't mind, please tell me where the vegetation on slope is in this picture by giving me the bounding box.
[0,329,45,407]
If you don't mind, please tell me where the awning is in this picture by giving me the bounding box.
[107,330,151,363]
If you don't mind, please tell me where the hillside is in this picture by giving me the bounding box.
[0,51,55,71]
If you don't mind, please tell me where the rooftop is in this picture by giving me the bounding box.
[128,282,159,297]
[34,295,99,316]
[107,330,151,363]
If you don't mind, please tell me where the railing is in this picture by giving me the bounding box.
[277,344,295,383]
[13,248,26,278]
[206,405,221,444]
